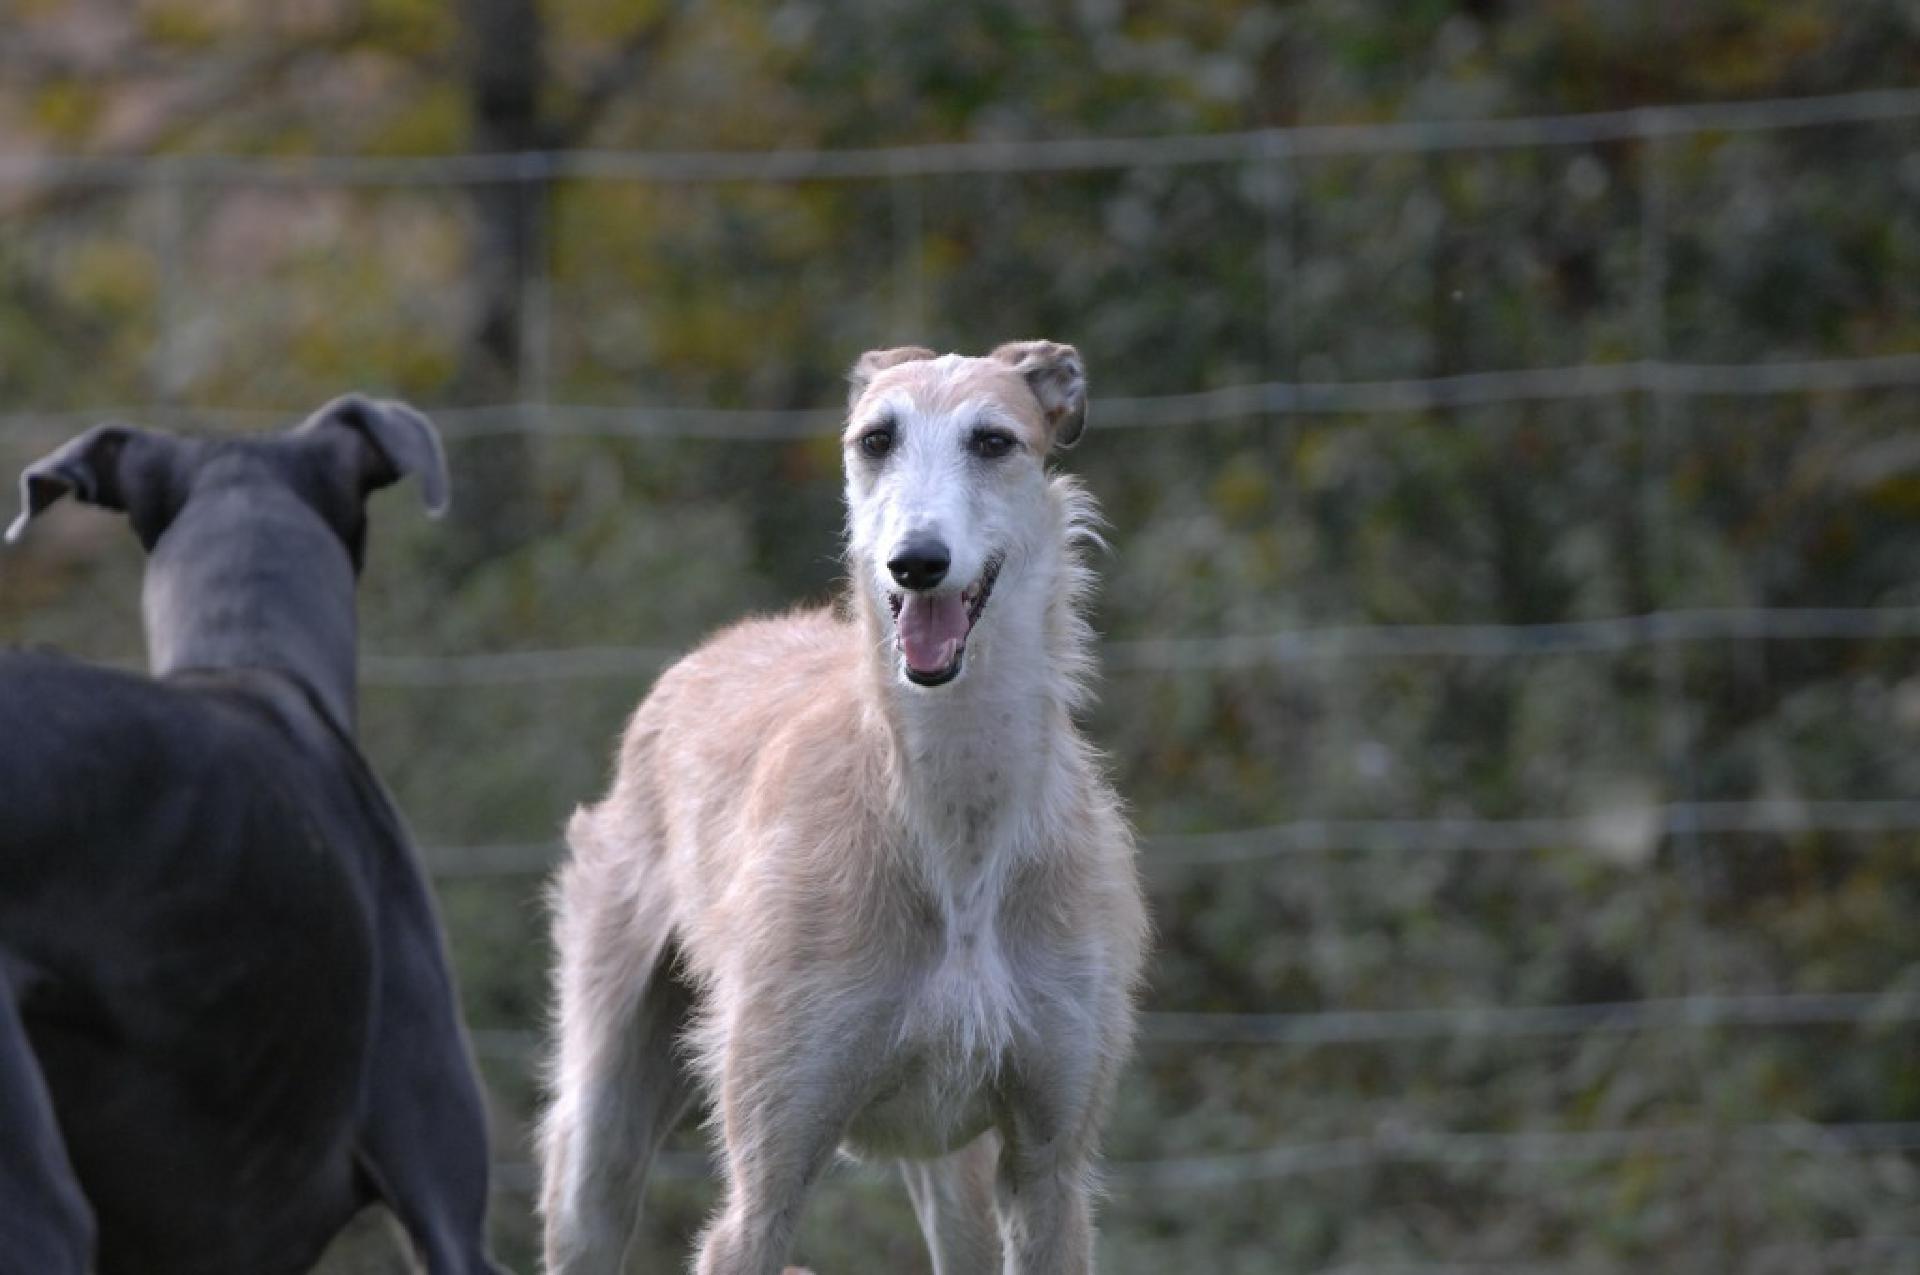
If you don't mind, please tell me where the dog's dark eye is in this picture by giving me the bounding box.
[969,430,1018,460]
[858,427,895,460]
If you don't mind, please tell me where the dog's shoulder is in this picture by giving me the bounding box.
[627,607,886,867]
[0,648,228,749]
[0,651,373,907]
[679,606,848,674]
[0,644,133,685]
[619,601,863,775]
[643,606,853,733]
[0,652,343,802]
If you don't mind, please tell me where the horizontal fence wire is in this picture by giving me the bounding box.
[363,645,680,685]
[1139,799,1920,867]
[4,86,1920,189]
[1310,1265,1582,1275]
[1140,991,1920,1046]
[481,1119,1920,1195]
[1306,1235,1920,1275]
[39,607,1918,690]
[362,606,1920,686]
[1099,606,1920,673]
[426,799,1920,880]
[466,989,1920,1065]
[1106,1119,1920,1190]
[1745,1236,1920,1274]
[7,351,1920,449]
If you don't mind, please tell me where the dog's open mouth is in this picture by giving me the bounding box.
[887,554,1003,687]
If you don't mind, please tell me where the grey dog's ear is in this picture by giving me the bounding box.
[992,340,1088,449]
[846,346,937,411]
[7,423,185,546]
[297,394,450,516]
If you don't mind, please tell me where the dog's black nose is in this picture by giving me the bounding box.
[888,538,951,591]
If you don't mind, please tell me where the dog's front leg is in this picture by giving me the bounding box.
[695,1005,885,1275]
[993,1017,1121,1275]
[541,884,696,1275]
[993,1131,1095,1275]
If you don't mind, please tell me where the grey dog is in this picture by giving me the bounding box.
[0,398,502,1275]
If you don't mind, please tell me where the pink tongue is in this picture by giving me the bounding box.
[898,592,970,674]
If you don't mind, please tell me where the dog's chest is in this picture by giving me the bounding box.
[843,851,1028,1158]
[915,881,1023,1047]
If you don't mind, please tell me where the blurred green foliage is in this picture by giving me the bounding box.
[3,2,1920,1271]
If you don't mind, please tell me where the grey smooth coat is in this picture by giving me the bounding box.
[0,398,501,1275]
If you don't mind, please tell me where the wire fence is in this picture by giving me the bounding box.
[1300,1235,1920,1275]
[7,85,1920,1249]
[467,989,1920,1066]
[5,85,1919,188]
[425,798,1920,880]
[7,350,1920,447]
[480,1118,1920,1194]
[52,604,1920,688]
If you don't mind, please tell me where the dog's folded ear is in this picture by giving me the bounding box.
[298,394,450,516]
[847,346,937,410]
[7,423,185,546]
[992,340,1088,449]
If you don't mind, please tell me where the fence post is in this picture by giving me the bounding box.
[520,154,554,418]
[890,155,927,343]
[152,161,188,410]
[1261,129,1295,382]
[1638,115,1737,1275]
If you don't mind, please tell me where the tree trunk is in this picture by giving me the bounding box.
[454,0,545,563]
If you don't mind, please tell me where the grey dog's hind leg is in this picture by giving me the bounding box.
[353,864,502,1275]
[0,986,93,1274]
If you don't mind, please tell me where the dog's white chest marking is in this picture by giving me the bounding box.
[843,814,1030,1159]
[923,861,1020,1039]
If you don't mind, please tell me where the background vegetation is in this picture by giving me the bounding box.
[3,2,1919,1270]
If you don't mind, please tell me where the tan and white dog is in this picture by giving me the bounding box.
[539,342,1148,1275]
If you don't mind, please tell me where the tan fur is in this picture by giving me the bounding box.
[540,344,1147,1275]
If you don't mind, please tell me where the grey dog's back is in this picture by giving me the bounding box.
[0,652,374,1274]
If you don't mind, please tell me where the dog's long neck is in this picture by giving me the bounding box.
[141,490,362,733]
[858,479,1097,866]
